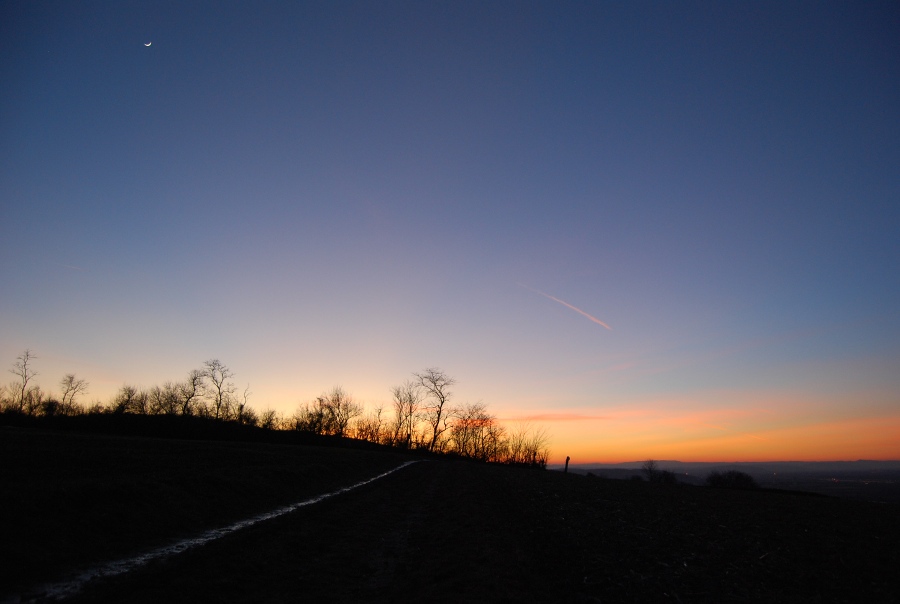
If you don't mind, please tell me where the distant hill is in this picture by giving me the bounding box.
[555,460,900,502]
[557,459,900,472]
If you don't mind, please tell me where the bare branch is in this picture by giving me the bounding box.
[414,367,456,451]
[9,349,38,412]
[203,359,236,420]
[59,373,89,408]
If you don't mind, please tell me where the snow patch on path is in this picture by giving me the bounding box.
[18,460,420,603]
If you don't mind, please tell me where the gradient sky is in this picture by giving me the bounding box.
[2,1,898,463]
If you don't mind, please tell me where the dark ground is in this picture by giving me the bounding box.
[3,426,899,603]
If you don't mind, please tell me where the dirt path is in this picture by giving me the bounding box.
[62,461,562,603]
[1,427,413,599]
[16,462,420,603]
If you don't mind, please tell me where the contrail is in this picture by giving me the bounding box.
[519,283,612,330]
[53,262,84,271]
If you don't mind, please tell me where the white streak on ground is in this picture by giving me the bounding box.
[18,460,420,603]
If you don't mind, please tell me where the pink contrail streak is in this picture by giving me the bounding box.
[519,283,612,330]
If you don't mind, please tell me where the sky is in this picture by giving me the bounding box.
[2,1,898,463]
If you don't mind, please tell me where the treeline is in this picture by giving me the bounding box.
[0,350,550,467]
[640,459,759,490]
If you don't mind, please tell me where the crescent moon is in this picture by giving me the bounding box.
[144,42,152,47]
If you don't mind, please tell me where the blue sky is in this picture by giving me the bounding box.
[2,1,898,461]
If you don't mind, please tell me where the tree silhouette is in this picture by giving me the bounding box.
[292,387,362,436]
[1,351,554,467]
[59,374,89,408]
[9,349,38,413]
[450,402,504,461]
[504,423,550,467]
[318,386,361,437]
[203,359,236,420]
[354,404,386,443]
[258,408,280,430]
[147,382,180,415]
[390,379,423,448]
[414,368,455,451]
[642,460,677,484]
[111,384,146,414]
[706,470,759,490]
[642,459,659,481]
[178,369,205,416]
[234,384,253,424]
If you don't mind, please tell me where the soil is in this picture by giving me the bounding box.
[3,427,899,603]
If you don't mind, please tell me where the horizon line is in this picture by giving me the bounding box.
[552,458,900,465]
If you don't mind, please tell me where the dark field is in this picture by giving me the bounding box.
[3,427,899,603]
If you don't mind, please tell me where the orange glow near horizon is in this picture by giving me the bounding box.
[18,364,898,465]
[541,413,900,464]
[516,389,900,465]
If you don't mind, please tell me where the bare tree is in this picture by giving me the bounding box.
[414,367,456,451]
[390,380,423,448]
[84,399,105,415]
[525,426,551,468]
[258,408,280,430]
[450,402,501,460]
[23,386,47,416]
[147,385,164,415]
[111,385,147,414]
[319,386,362,437]
[240,406,259,427]
[503,423,550,467]
[235,384,253,424]
[292,387,363,436]
[203,359,236,420]
[354,404,386,444]
[641,459,658,480]
[505,424,527,464]
[59,373,89,408]
[147,382,179,415]
[178,369,205,416]
[9,349,38,412]
[292,400,328,434]
[450,405,473,457]
[642,459,676,484]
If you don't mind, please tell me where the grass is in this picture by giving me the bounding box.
[3,425,899,602]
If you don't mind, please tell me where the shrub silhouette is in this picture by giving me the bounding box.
[706,470,759,490]
[658,470,678,484]
[642,459,678,484]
